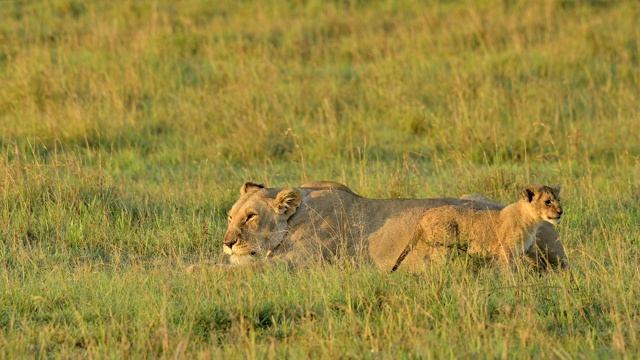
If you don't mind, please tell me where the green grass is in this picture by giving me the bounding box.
[1,0,639,358]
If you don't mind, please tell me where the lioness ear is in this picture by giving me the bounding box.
[241,182,264,195]
[523,185,537,202]
[273,188,302,217]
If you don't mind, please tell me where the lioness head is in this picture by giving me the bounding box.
[524,185,563,225]
[223,182,302,264]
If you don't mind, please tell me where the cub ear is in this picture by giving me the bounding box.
[273,188,303,217]
[241,182,265,195]
[523,185,538,202]
[551,184,561,197]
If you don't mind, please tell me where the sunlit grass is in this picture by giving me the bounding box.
[1,0,639,358]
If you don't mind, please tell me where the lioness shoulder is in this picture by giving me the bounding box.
[299,181,359,195]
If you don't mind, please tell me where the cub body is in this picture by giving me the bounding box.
[396,185,563,270]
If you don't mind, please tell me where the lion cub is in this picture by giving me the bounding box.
[401,185,563,271]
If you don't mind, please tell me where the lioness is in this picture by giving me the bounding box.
[394,185,563,271]
[222,181,567,272]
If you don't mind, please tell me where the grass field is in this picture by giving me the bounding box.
[1,0,639,358]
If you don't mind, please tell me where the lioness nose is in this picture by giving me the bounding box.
[223,232,237,248]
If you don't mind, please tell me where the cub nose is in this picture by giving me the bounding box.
[557,209,563,216]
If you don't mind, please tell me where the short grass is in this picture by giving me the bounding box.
[1,0,639,358]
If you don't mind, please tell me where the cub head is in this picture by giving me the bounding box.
[523,184,563,225]
[222,182,302,265]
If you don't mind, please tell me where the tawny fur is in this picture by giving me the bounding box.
[396,185,563,271]
[218,181,567,272]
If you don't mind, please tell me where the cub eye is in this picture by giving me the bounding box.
[545,200,552,206]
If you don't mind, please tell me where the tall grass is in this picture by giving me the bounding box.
[1,0,639,358]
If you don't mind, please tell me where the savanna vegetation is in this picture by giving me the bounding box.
[1,0,639,358]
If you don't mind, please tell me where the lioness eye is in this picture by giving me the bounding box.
[246,213,257,222]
